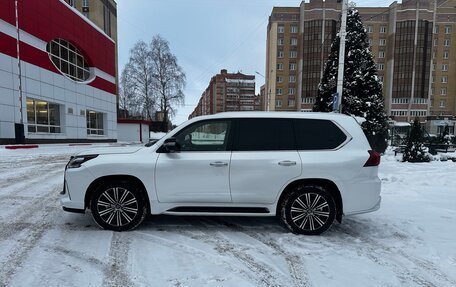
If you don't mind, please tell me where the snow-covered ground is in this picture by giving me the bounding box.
[0,145,455,287]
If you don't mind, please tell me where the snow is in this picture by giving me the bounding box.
[0,145,455,286]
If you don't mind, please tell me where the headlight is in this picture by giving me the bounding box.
[66,155,98,169]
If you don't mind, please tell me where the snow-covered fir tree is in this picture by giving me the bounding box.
[313,9,389,153]
[403,119,431,163]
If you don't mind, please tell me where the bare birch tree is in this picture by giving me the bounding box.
[119,35,186,126]
[150,35,186,124]
[121,40,155,121]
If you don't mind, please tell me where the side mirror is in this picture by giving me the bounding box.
[162,137,180,153]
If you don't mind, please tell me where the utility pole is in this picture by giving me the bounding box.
[15,0,23,125]
[335,0,348,113]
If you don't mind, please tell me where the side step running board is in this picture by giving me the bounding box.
[167,206,270,214]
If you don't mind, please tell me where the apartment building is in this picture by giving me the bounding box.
[266,0,456,134]
[189,70,261,119]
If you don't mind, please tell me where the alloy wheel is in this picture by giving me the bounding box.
[97,187,139,227]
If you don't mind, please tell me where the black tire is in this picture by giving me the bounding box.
[280,186,336,235]
[90,181,147,231]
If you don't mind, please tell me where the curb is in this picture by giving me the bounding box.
[5,145,39,150]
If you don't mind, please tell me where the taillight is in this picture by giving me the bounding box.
[364,150,380,167]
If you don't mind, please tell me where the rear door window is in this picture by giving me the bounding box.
[235,118,295,151]
[293,119,347,150]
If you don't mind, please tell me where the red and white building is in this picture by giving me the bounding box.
[0,0,117,143]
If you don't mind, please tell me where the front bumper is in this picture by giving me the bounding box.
[60,166,94,211]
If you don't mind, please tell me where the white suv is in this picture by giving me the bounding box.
[61,112,381,235]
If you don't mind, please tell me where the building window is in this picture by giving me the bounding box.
[378,51,385,58]
[302,97,315,104]
[433,39,438,46]
[290,38,297,46]
[432,64,436,71]
[290,51,297,58]
[83,0,89,7]
[103,4,111,36]
[276,88,283,95]
[26,98,61,133]
[289,75,296,83]
[288,88,295,95]
[277,51,284,58]
[378,75,384,82]
[276,100,282,107]
[412,98,427,104]
[288,99,295,107]
[291,25,298,33]
[277,63,283,70]
[289,63,296,70]
[68,0,75,7]
[443,51,449,59]
[380,26,387,33]
[432,51,436,59]
[277,76,283,83]
[410,110,427,117]
[442,64,448,71]
[444,39,450,47]
[444,26,451,34]
[278,38,284,45]
[278,25,285,33]
[86,110,104,135]
[368,38,372,46]
[442,76,448,83]
[379,39,386,46]
[367,25,373,33]
[432,76,435,83]
[377,63,384,70]
[391,110,408,116]
[439,100,446,108]
[434,25,439,34]
[441,88,447,95]
[46,39,91,82]
[392,98,409,104]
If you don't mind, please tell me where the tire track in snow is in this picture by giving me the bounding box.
[0,181,61,286]
[216,219,312,287]
[102,232,136,287]
[0,162,65,197]
[332,222,455,287]
[183,218,289,287]
[135,219,287,287]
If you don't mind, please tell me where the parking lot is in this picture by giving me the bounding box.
[0,146,455,287]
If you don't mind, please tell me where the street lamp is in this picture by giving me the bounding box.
[255,71,271,112]
[335,0,348,113]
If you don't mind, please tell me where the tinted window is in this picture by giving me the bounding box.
[236,119,295,151]
[175,120,232,151]
[294,119,347,150]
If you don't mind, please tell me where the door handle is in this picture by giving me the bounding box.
[210,161,228,167]
[278,160,297,166]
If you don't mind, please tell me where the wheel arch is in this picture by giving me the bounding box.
[277,178,343,223]
[84,174,151,214]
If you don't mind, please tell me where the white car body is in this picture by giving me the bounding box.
[61,112,381,234]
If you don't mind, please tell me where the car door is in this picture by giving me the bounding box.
[155,119,233,203]
[229,118,302,204]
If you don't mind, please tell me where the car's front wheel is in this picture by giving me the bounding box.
[280,186,336,235]
[90,181,147,231]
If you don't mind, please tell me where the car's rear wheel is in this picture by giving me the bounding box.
[280,186,336,235]
[90,181,147,231]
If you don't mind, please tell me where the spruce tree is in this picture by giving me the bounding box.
[314,9,389,153]
[403,119,431,163]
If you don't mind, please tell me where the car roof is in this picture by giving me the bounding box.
[189,111,355,122]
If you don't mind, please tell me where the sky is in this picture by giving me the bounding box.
[116,0,396,125]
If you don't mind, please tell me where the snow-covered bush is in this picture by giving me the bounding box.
[402,119,431,163]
